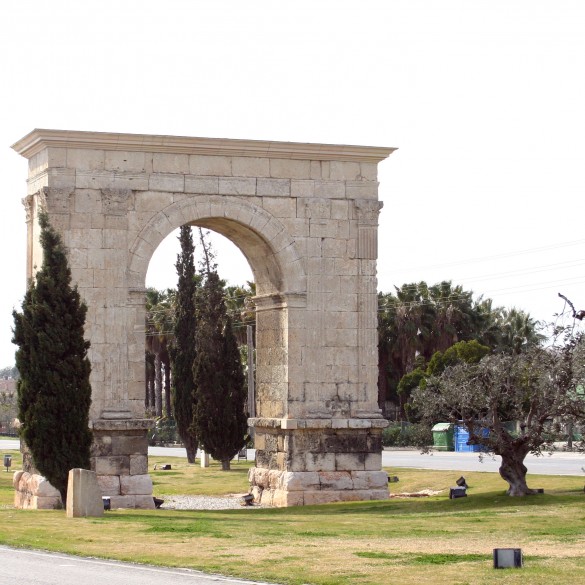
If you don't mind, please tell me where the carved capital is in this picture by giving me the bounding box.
[21,195,34,223]
[354,200,383,225]
[102,188,132,216]
[41,187,73,214]
[36,188,47,214]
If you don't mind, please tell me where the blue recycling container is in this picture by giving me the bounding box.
[454,425,489,452]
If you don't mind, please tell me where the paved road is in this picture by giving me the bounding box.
[0,546,273,585]
[149,445,585,476]
[383,449,585,476]
[4,440,585,476]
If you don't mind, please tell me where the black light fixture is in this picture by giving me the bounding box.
[449,486,467,499]
[102,497,111,511]
[3,454,12,472]
[493,548,523,569]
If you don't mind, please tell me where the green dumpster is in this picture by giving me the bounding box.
[432,423,454,451]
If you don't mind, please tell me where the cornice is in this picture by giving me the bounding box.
[12,128,397,163]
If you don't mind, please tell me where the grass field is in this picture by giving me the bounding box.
[1,449,584,584]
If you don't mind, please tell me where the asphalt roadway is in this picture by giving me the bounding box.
[0,546,274,585]
[148,445,585,476]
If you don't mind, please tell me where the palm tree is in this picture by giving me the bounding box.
[145,288,175,418]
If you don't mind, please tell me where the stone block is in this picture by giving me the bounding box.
[109,495,136,509]
[93,455,130,476]
[310,219,338,238]
[303,491,343,506]
[189,155,231,176]
[360,163,378,180]
[97,474,121,495]
[314,180,345,198]
[120,474,153,495]
[25,495,63,510]
[111,434,148,456]
[279,471,321,491]
[291,179,315,198]
[305,452,336,472]
[368,489,390,501]
[318,471,353,490]
[129,455,148,475]
[329,161,361,180]
[267,470,283,489]
[249,467,269,488]
[324,432,368,453]
[134,190,174,212]
[184,175,219,194]
[346,181,378,199]
[149,173,184,192]
[75,189,102,214]
[153,153,189,174]
[280,419,298,430]
[259,489,274,506]
[218,177,256,195]
[67,148,105,171]
[270,158,311,179]
[330,199,350,220]
[351,471,388,490]
[364,452,382,471]
[105,151,148,173]
[232,156,269,177]
[135,495,156,509]
[322,238,346,258]
[26,473,61,497]
[12,470,24,489]
[257,178,291,197]
[272,489,305,507]
[348,419,372,429]
[66,468,104,518]
[262,197,296,218]
[335,452,366,471]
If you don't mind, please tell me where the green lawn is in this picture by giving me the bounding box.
[1,450,584,585]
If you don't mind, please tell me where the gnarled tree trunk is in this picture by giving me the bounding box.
[498,449,536,496]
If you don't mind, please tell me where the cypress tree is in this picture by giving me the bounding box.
[170,225,199,463]
[192,269,247,470]
[12,212,92,505]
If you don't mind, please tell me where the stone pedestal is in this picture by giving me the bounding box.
[248,417,389,506]
[91,418,154,509]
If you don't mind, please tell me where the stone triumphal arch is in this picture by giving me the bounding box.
[12,129,395,507]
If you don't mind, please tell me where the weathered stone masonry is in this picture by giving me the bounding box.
[12,129,396,507]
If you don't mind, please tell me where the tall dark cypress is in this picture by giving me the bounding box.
[192,270,247,470]
[170,225,199,463]
[12,212,92,505]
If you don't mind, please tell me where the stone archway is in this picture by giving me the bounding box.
[12,129,396,507]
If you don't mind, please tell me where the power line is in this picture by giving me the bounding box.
[379,238,585,276]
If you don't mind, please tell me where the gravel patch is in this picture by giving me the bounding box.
[159,494,264,510]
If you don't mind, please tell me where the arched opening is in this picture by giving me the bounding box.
[144,226,254,426]
[128,196,307,431]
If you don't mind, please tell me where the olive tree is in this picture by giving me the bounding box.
[413,341,585,496]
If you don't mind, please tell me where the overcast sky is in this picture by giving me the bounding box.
[1,1,584,365]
